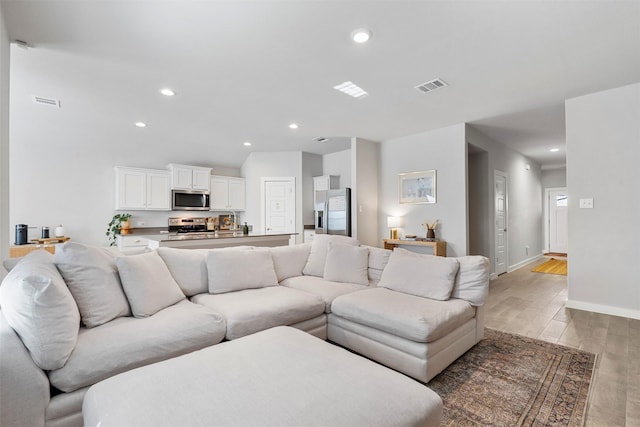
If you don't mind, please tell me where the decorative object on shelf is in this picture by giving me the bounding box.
[399,170,436,204]
[423,219,439,240]
[15,224,28,245]
[386,216,402,239]
[41,226,50,239]
[55,224,65,238]
[106,213,132,246]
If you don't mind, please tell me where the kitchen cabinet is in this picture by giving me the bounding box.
[313,175,340,207]
[210,176,246,211]
[303,229,315,243]
[115,166,171,211]
[116,235,151,254]
[168,164,212,191]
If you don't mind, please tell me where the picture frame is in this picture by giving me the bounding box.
[399,170,436,204]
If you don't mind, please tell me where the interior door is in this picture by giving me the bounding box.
[549,189,568,253]
[494,171,508,275]
[263,178,295,235]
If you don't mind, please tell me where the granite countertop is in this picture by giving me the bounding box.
[138,232,296,242]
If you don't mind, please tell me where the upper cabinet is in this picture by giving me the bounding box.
[168,164,212,191]
[115,167,171,211]
[210,176,246,211]
[313,175,340,207]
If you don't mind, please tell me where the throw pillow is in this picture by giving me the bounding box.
[157,248,209,297]
[55,242,131,328]
[323,243,369,286]
[302,234,359,277]
[207,248,278,294]
[450,255,490,306]
[0,250,80,370]
[378,248,460,301]
[116,251,186,318]
[367,246,392,285]
[270,244,311,282]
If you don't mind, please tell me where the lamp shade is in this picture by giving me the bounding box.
[387,216,402,228]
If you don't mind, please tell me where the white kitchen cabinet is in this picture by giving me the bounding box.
[303,229,315,243]
[168,164,212,191]
[116,235,151,254]
[313,175,340,207]
[210,176,246,211]
[115,167,171,211]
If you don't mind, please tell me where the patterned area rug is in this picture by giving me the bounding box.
[428,329,595,426]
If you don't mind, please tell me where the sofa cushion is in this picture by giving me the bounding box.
[55,242,131,328]
[378,249,459,301]
[207,249,278,294]
[157,248,209,297]
[0,250,80,370]
[366,245,391,285]
[116,252,186,318]
[269,244,311,282]
[191,287,325,340]
[302,234,359,277]
[48,300,226,393]
[281,275,367,313]
[323,243,369,286]
[451,256,490,306]
[331,287,475,343]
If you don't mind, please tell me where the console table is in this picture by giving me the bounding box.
[383,239,447,257]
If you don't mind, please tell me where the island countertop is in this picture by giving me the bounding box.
[140,232,296,249]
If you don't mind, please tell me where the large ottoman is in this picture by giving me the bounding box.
[83,326,443,427]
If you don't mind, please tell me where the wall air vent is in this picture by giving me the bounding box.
[32,96,61,108]
[313,137,329,143]
[415,78,448,94]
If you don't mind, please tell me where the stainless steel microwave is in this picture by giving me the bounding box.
[172,190,210,211]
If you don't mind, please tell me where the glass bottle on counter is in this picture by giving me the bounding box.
[243,222,249,235]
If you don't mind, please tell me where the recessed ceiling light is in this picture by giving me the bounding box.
[243,141,252,147]
[288,123,299,130]
[550,148,560,152]
[160,88,175,97]
[135,122,147,128]
[351,28,372,43]
[333,81,368,99]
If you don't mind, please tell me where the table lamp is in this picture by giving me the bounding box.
[387,216,402,239]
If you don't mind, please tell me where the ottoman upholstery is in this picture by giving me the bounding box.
[83,326,442,427]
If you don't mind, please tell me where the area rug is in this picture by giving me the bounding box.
[428,329,595,426]
[532,258,567,275]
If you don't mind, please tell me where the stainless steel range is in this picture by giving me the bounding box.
[168,217,208,233]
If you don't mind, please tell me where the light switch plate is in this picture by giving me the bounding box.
[579,198,594,209]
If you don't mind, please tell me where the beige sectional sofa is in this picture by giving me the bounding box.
[0,235,489,427]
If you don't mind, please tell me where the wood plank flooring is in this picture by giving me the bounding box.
[485,257,640,426]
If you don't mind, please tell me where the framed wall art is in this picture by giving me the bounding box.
[399,170,436,204]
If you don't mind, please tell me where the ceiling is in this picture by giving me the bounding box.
[3,0,640,168]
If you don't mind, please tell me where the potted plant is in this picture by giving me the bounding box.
[106,213,132,246]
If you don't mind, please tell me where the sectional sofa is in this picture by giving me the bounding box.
[0,235,489,427]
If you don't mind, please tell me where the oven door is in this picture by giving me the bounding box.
[172,190,210,211]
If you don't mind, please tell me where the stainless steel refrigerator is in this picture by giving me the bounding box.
[315,188,351,236]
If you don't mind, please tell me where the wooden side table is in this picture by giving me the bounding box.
[9,237,70,258]
[383,239,447,257]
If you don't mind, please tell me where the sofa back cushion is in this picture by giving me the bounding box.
[269,244,311,282]
[366,246,391,285]
[157,248,209,296]
[302,234,359,277]
[116,252,186,318]
[207,249,278,294]
[0,250,80,370]
[450,256,490,306]
[378,248,460,301]
[323,243,369,286]
[55,242,131,328]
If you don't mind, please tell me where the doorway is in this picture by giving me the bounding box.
[545,187,568,254]
[494,171,508,275]
[261,177,295,235]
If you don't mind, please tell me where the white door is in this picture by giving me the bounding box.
[263,178,295,235]
[549,188,568,253]
[494,171,508,275]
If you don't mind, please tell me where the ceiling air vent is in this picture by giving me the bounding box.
[415,78,448,94]
[32,96,61,108]
[313,137,329,143]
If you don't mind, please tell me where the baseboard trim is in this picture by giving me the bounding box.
[507,254,543,273]
[566,299,640,320]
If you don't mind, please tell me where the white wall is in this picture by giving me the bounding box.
[322,149,351,188]
[351,138,379,247]
[565,83,640,320]
[379,124,468,256]
[468,149,490,258]
[541,167,566,189]
[0,9,9,274]
[466,125,543,272]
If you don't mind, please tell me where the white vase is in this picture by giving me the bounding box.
[55,225,65,237]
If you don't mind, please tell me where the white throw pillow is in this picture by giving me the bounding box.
[302,234,359,277]
[55,242,131,328]
[207,249,278,294]
[367,246,392,285]
[0,250,80,370]
[116,252,186,318]
[323,243,369,286]
[450,256,490,306]
[157,248,209,297]
[270,244,311,282]
[378,248,460,301]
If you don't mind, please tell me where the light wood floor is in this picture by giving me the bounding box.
[485,257,639,426]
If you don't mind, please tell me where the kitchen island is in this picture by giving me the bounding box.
[118,232,295,252]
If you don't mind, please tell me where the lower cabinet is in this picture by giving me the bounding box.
[115,167,171,211]
[303,229,316,243]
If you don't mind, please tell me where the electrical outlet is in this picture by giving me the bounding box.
[525,245,530,256]
[579,198,594,209]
